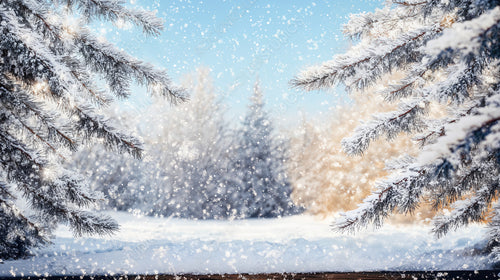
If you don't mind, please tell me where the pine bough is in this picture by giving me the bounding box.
[0,0,184,260]
[292,0,500,260]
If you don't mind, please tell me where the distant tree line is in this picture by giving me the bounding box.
[73,68,302,220]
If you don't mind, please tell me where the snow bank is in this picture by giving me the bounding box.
[0,211,493,277]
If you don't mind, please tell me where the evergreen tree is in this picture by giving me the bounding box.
[232,80,301,218]
[292,0,500,256]
[74,68,234,219]
[0,0,184,259]
[144,68,233,219]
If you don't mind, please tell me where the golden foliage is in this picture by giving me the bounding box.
[440,11,457,29]
[288,91,436,224]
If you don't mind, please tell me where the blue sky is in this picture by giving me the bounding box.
[103,0,384,124]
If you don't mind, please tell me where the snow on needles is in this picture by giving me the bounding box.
[418,93,500,166]
[424,7,500,56]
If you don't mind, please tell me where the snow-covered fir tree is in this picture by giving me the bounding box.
[142,68,234,219]
[74,68,233,219]
[292,0,500,257]
[231,80,301,218]
[0,0,184,259]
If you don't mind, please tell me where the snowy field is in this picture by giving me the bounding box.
[0,211,494,277]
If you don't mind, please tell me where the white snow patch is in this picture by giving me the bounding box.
[0,211,492,276]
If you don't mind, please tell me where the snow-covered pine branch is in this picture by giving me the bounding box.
[291,0,450,93]
[338,90,500,233]
[341,98,428,155]
[0,79,76,151]
[293,0,500,258]
[291,24,443,92]
[0,0,183,259]
[74,105,144,158]
[52,0,164,35]
[343,3,426,40]
[433,180,498,238]
[15,0,185,101]
[0,179,47,260]
[335,164,429,232]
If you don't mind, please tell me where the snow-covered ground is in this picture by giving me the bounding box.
[0,211,494,277]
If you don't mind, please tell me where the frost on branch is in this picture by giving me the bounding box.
[291,22,443,92]
[341,98,428,155]
[292,0,500,259]
[0,0,183,259]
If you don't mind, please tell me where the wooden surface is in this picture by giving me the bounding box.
[2,271,499,280]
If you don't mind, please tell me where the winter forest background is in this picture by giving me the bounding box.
[2,0,500,275]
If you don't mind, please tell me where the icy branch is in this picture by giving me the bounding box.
[425,7,500,57]
[52,0,164,35]
[433,181,498,238]
[291,25,441,92]
[342,98,427,155]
